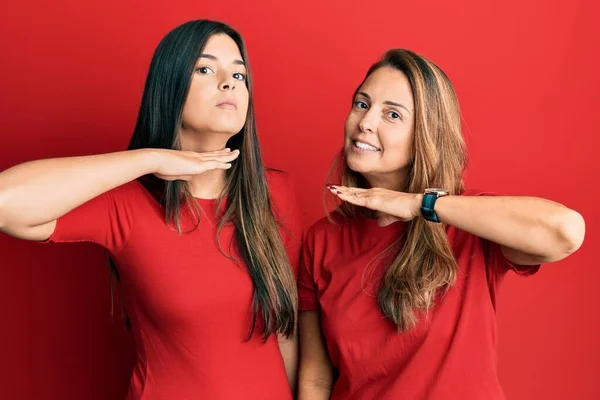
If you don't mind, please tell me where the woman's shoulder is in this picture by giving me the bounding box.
[113,178,156,203]
[264,168,299,210]
[264,168,291,191]
[305,210,353,242]
[106,179,162,215]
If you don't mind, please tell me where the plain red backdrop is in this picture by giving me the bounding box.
[0,0,598,399]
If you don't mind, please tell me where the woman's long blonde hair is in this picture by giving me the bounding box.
[330,49,467,331]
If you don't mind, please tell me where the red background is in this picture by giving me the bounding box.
[1,0,598,399]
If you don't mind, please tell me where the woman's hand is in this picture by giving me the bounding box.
[152,148,240,181]
[327,184,423,226]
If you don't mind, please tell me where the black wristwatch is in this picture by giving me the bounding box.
[420,188,449,223]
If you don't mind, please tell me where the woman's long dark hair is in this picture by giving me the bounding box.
[108,20,297,340]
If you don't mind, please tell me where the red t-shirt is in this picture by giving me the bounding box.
[46,171,302,400]
[298,190,540,400]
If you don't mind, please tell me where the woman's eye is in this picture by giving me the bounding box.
[233,72,246,81]
[388,111,401,120]
[354,101,368,109]
[195,66,214,74]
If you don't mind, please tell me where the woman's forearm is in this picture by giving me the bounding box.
[434,195,585,262]
[0,149,157,233]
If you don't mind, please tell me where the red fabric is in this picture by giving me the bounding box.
[46,171,302,400]
[298,190,540,400]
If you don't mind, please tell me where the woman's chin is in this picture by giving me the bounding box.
[346,154,375,174]
[347,160,371,175]
[202,124,244,137]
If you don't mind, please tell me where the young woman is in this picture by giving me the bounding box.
[297,49,585,400]
[0,20,301,399]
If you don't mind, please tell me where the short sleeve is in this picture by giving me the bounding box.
[44,180,143,255]
[298,227,319,311]
[483,239,541,277]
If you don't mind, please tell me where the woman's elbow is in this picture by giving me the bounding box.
[555,208,586,256]
[0,187,10,232]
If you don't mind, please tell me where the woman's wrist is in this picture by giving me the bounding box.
[412,193,424,219]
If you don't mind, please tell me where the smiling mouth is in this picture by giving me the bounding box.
[353,140,381,151]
